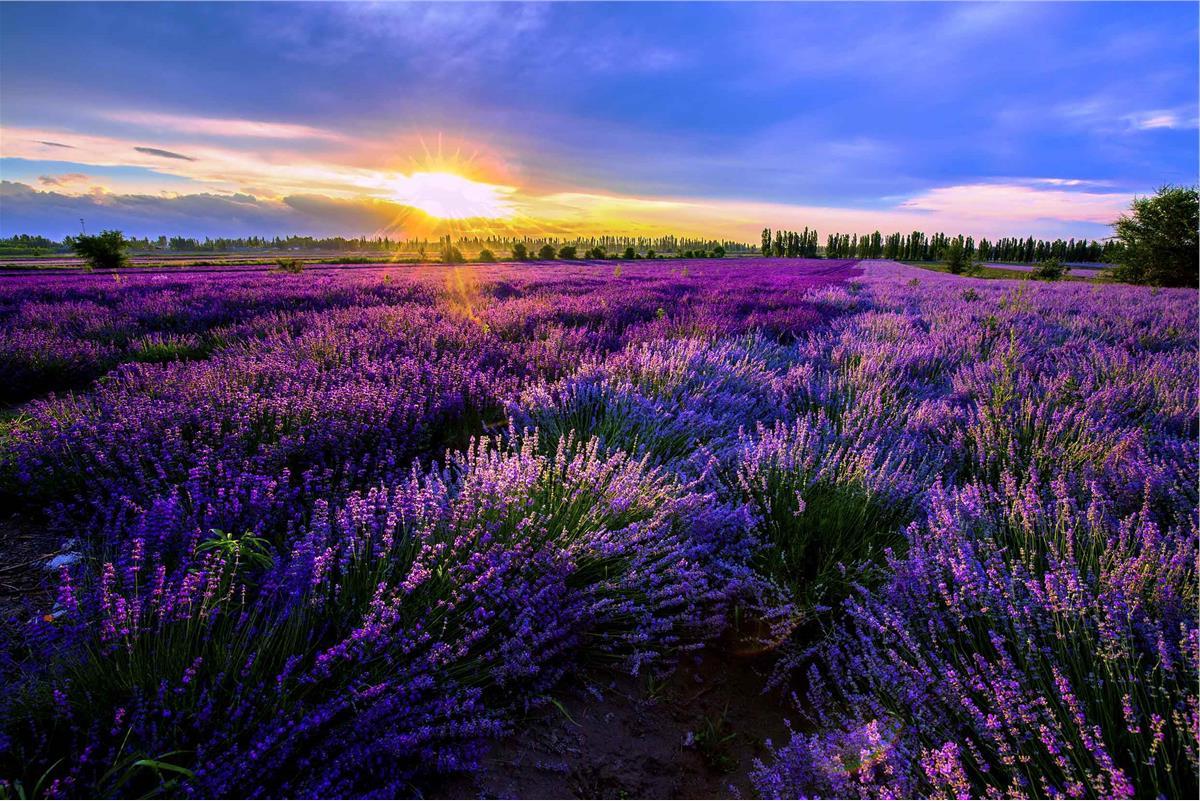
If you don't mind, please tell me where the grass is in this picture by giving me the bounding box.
[899,261,1099,281]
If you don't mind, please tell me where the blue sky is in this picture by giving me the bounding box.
[1,1,1196,240]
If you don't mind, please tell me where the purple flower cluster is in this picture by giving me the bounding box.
[0,260,851,797]
[751,264,1198,799]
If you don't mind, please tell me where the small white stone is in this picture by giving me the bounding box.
[45,553,81,570]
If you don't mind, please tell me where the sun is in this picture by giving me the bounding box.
[385,171,514,220]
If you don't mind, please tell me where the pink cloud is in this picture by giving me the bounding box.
[898,182,1129,225]
[38,172,91,186]
[105,111,348,142]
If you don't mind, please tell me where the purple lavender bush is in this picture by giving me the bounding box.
[751,267,1198,799]
[3,432,752,797]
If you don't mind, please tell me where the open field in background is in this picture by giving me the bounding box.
[0,258,1195,799]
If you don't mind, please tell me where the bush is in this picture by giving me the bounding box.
[512,243,528,261]
[1111,185,1199,287]
[476,249,496,263]
[2,434,747,797]
[538,244,556,260]
[623,246,636,260]
[557,245,577,260]
[1031,257,1069,281]
[588,247,606,259]
[755,480,1198,799]
[70,230,129,271]
[942,236,968,274]
[713,246,725,258]
[272,258,304,274]
[733,415,920,617]
[441,245,465,264]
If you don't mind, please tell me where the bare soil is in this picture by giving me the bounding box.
[434,646,793,800]
[0,512,61,624]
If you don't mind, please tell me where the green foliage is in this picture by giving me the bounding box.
[557,245,577,260]
[196,529,275,569]
[272,258,305,274]
[70,230,129,272]
[130,334,209,364]
[441,245,465,264]
[1111,185,1199,287]
[511,243,528,261]
[622,246,636,260]
[713,245,725,258]
[1031,257,1069,281]
[692,705,740,774]
[733,424,917,620]
[538,244,557,260]
[476,248,496,263]
[942,235,968,275]
[588,246,607,259]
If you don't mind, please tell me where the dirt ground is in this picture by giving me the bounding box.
[434,644,795,800]
[0,512,60,625]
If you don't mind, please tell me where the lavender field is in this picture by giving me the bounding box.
[0,258,1195,799]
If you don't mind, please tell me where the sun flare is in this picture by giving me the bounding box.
[384,171,514,220]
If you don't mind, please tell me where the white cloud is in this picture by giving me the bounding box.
[1124,110,1198,131]
[105,111,349,142]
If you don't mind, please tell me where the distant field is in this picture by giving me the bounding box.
[901,259,1105,280]
[0,251,427,270]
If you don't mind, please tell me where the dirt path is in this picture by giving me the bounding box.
[434,647,791,800]
[0,513,61,624]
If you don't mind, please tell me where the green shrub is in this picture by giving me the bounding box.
[70,230,129,272]
[1110,185,1198,287]
[1031,257,1069,281]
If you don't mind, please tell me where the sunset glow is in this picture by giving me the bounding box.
[0,1,1196,241]
[380,171,515,220]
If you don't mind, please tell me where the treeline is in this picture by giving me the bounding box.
[0,234,65,256]
[760,228,820,257]
[821,229,1116,263]
[459,234,754,254]
[755,226,1117,263]
[0,233,755,256]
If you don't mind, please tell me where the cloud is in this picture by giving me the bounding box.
[1124,110,1198,131]
[108,111,348,141]
[38,173,91,187]
[1,178,1132,243]
[1056,97,1200,134]
[898,182,1129,225]
[134,146,197,161]
[35,140,75,149]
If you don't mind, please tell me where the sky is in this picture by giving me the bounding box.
[1,1,1197,242]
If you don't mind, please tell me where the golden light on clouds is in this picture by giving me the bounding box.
[0,117,1137,241]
